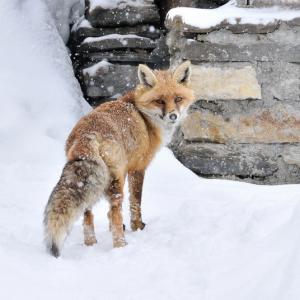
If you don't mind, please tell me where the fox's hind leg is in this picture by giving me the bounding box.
[83,209,97,246]
[128,170,146,231]
[107,177,127,248]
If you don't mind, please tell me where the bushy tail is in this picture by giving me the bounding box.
[43,159,109,257]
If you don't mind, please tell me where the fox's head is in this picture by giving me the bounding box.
[134,61,195,130]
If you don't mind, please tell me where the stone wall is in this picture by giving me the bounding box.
[166,3,300,184]
[70,0,166,105]
[70,0,227,105]
[69,0,300,184]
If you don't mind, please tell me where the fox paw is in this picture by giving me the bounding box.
[131,221,146,231]
[113,238,127,248]
[84,237,97,246]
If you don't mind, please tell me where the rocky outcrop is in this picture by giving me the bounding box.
[69,0,300,184]
[166,2,300,184]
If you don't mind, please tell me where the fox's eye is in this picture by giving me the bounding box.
[175,96,183,103]
[154,99,164,105]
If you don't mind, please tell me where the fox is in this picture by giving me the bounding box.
[44,61,195,257]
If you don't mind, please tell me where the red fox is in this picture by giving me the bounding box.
[44,61,195,257]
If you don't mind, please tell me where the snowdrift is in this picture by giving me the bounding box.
[1,1,300,299]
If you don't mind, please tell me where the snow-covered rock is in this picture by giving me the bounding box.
[89,0,154,10]
[45,0,85,43]
[166,0,300,32]
[86,0,160,27]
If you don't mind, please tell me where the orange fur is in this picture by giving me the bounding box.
[44,62,195,256]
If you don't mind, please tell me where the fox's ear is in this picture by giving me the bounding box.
[173,61,192,85]
[138,64,157,88]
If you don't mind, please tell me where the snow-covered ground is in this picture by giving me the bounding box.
[1,0,300,299]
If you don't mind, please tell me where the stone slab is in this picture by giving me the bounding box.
[71,24,161,44]
[170,141,300,184]
[195,25,300,47]
[87,5,160,27]
[82,64,138,98]
[171,142,279,179]
[80,50,158,65]
[190,65,261,100]
[182,40,300,62]
[282,146,300,168]
[181,105,300,143]
[165,15,280,34]
[80,36,157,52]
[257,61,300,101]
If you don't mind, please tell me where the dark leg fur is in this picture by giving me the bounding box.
[128,170,146,231]
[107,178,127,248]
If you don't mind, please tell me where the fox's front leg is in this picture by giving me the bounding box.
[83,209,97,246]
[128,170,146,231]
[107,178,127,248]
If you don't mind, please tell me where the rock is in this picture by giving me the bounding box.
[257,61,300,101]
[181,105,300,143]
[288,17,300,26]
[237,0,300,8]
[282,147,300,168]
[190,65,261,100]
[170,140,300,184]
[79,35,157,52]
[181,40,300,62]
[165,16,280,34]
[71,24,161,44]
[148,35,170,67]
[86,4,160,27]
[80,50,158,65]
[171,142,279,179]
[195,25,300,47]
[82,63,138,99]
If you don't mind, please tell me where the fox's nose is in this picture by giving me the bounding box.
[169,113,177,121]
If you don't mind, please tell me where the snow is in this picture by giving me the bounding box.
[89,0,153,11]
[2,138,300,299]
[82,33,149,44]
[167,0,300,30]
[71,16,92,32]
[2,0,300,299]
[83,60,113,77]
[0,0,89,165]
[45,0,85,43]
